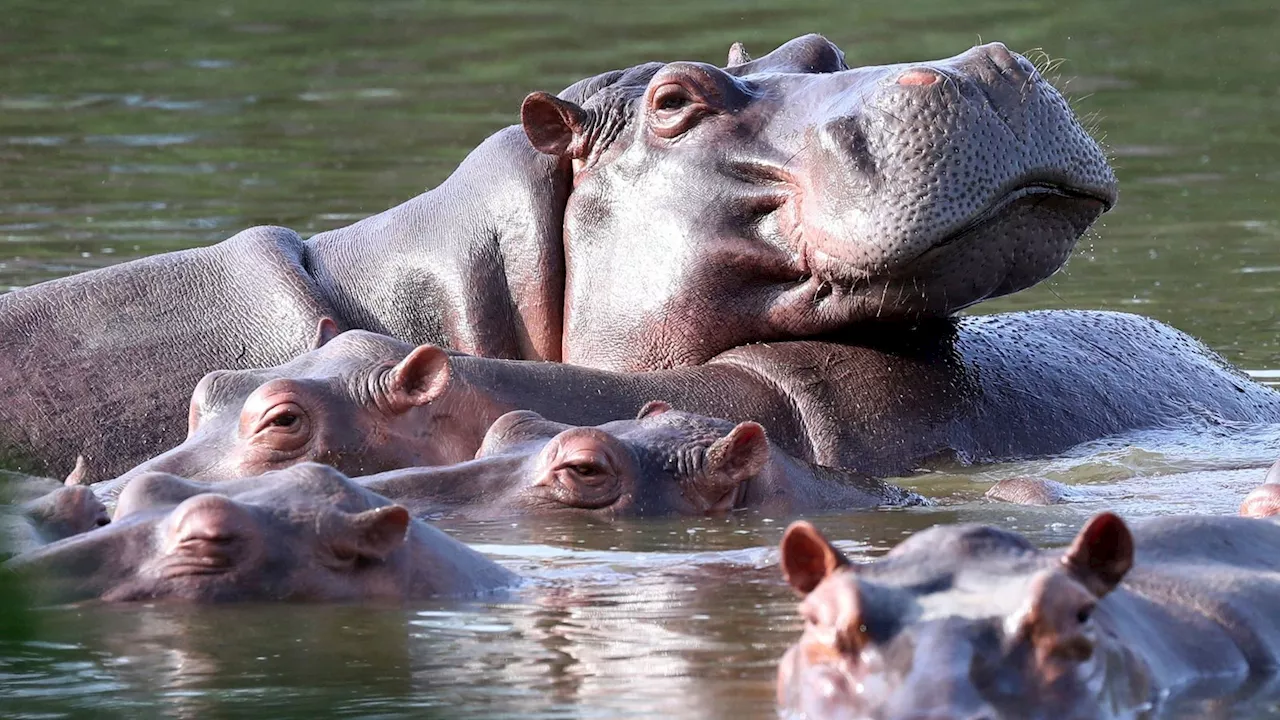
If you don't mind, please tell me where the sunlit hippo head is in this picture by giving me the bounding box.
[522,34,1117,369]
[776,513,1147,719]
[12,463,514,604]
[94,325,482,499]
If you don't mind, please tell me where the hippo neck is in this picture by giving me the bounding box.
[305,126,572,361]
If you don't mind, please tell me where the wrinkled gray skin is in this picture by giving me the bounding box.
[357,405,923,519]
[0,35,1114,482]
[777,513,1280,719]
[1240,458,1280,518]
[7,463,515,605]
[97,310,1280,501]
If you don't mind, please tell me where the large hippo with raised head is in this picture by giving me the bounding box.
[7,463,515,604]
[94,311,1280,499]
[0,35,1115,481]
[776,513,1280,718]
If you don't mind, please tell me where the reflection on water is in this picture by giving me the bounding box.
[3,0,1280,717]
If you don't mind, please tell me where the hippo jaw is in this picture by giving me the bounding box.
[523,35,1117,370]
[775,515,1152,719]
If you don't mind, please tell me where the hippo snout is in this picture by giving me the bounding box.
[162,494,259,574]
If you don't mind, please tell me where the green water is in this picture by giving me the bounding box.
[2,0,1280,717]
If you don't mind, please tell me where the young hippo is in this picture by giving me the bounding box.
[775,512,1280,719]
[358,403,924,519]
[2,473,110,555]
[1240,458,1280,518]
[8,463,515,605]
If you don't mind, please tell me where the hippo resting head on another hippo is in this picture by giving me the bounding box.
[529,35,1117,368]
[357,403,923,519]
[0,35,1117,482]
[8,464,515,604]
[775,512,1280,719]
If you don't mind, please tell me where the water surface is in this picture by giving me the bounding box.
[2,0,1280,717]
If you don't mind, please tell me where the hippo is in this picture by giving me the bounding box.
[775,512,1280,719]
[7,463,516,604]
[96,310,1280,500]
[0,35,1116,482]
[2,472,110,555]
[1239,458,1280,518]
[356,404,923,518]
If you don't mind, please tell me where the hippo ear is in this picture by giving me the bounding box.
[706,422,770,484]
[310,317,341,349]
[387,345,451,413]
[1061,512,1134,597]
[521,91,591,159]
[332,505,411,562]
[781,521,850,596]
[636,400,671,420]
[725,34,847,76]
[63,454,89,486]
[726,41,752,67]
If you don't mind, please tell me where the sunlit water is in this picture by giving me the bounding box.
[3,0,1280,717]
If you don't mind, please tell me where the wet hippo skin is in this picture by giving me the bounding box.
[776,512,1280,719]
[95,310,1280,501]
[356,404,925,519]
[7,463,515,605]
[0,35,1116,482]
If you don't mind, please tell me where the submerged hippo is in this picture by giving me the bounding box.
[0,35,1116,482]
[776,513,1280,718]
[357,404,922,518]
[98,311,1280,499]
[8,464,515,604]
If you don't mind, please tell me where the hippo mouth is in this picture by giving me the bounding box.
[782,177,1113,323]
[924,181,1115,257]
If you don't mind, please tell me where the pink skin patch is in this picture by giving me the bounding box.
[896,69,940,86]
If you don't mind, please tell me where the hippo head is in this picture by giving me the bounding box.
[465,402,771,517]
[14,463,511,603]
[100,325,473,496]
[776,513,1149,719]
[522,35,1117,369]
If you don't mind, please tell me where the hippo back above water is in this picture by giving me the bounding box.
[0,35,1114,481]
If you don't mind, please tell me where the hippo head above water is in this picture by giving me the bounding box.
[12,463,514,604]
[364,402,793,518]
[776,513,1145,719]
[521,35,1117,369]
[92,325,479,497]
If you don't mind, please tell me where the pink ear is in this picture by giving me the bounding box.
[311,317,341,349]
[521,91,590,158]
[64,454,89,486]
[332,505,411,561]
[706,422,770,483]
[1062,512,1134,596]
[386,345,451,413]
[780,521,850,595]
[726,41,752,66]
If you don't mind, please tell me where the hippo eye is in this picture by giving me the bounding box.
[655,88,692,112]
[271,413,298,428]
[1076,604,1095,624]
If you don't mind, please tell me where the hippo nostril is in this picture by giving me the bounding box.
[896,68,941,87]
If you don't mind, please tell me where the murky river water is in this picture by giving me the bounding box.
[2,0,1280,717]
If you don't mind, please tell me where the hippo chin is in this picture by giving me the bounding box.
[7,463,515,604]
[776,513,1280,719]
[357,404,923,519]
[0,35,1114,482]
